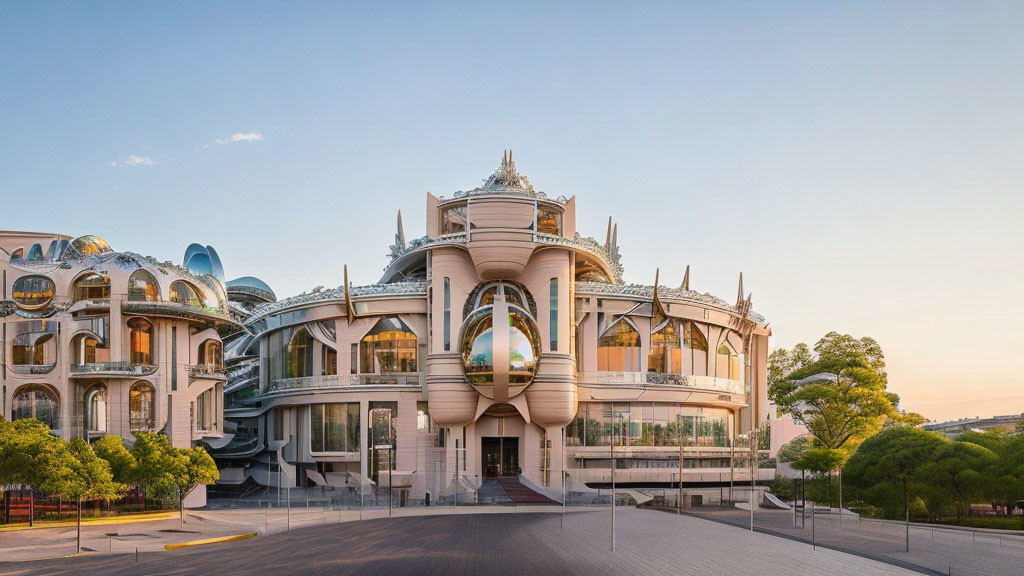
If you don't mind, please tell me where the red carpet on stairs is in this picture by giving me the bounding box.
[497,478,560,505]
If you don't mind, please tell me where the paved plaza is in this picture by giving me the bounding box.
[0,507,924,576]
[685,506,1024,576]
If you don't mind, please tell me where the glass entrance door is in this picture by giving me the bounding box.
[481,437,519,477]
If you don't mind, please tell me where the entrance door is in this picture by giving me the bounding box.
[481,437,519,477]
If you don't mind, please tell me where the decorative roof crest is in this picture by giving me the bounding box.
[483,149,535,193]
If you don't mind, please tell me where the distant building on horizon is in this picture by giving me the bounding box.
[922,414,1021,439]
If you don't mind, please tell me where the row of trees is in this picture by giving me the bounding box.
[770,331,1024,530]
[0,417,218,552]
[769,332,922,507]
[845,426,1024,525]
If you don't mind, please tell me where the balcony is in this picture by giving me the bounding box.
[189,364,228,381]
[70,362,158,377]
[9,363,56,375]
[578,372,745,395]
[269,372,424,393]
[121,301,242,332]
[68,299,111,314]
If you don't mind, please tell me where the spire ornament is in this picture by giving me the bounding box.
[388,210,407,260]
[680,265,690,291]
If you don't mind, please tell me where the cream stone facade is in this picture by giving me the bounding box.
[0,232,239,451]
[214,153,774,503]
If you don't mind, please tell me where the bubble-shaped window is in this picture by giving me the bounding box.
[69,235,112,257]
[508,308,539,385]
[12,275,55,310]
[462,308,494,385]
[460,282,541,400]
[128,269,161,301]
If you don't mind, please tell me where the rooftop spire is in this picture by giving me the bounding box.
[680,265,690,291]
[736,272,744,307]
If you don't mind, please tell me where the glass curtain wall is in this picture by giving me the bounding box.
[359,317,417,373]
[310,403,360,453]
[649,320,681,373]
[597,319,641,371]
[566,402,732,448]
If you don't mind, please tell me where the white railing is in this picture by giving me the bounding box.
[578,372,744,395]
[269,372,425,392]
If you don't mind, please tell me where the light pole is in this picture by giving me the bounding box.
[561,426,566,529]
[610,418,616,552]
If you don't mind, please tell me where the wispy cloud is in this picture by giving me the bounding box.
[124,154,156,166]
[215,132,263,145]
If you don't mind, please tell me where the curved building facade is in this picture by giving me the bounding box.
[0,231,242,451]
[217,152,773,501]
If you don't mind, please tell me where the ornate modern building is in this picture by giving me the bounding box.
[0,232,241,451]
[214,152,774,503]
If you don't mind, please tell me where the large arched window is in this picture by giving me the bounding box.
[12,385,59,429]
[597,318,641,372]
[12,331,55,369]
[683,321,708,376]
[198,339,223,371]
[717,341,740,380]
[128,318,154,365]
[12,275,55,310]
[649,320,681,374]
[84,383,107,435]
[129,382,155,433]
[72,273,110,302]
[169,281,202,307]
[128,270,160,302]
[286,329,313,378]
[71,333,110,365]
[360,317,417,373]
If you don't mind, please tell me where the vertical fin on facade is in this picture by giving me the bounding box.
[344,264,356,325]
[736,272,744,307]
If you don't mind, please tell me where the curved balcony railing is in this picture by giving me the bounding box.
[121,301,242,331]
[578,372,745,395]
[189,364,227,380]
[269,372,424,393]
[9,363,57,375]
[70,362,158,376]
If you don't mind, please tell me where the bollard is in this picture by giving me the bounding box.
[136,547,139,563]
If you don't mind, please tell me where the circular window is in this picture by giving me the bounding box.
[12,275,55,310]
[460,283,541,401]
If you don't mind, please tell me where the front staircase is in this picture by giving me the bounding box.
[475,477,559,505]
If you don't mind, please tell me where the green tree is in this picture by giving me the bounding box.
[844,427,947,549]
[774,333,896,452]
[0,419,73,525]
[130,433,219,529]
[767,343,813,414]
[1015,414,1024,435]
[793,447,846,508]
[170,447,219,529]
[776,436,812,464]
[920,441,997,525]
[131,432,180,504]
[93,435,137,485]
[64,439,126,553]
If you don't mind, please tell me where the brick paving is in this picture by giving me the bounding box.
[0,508,921,576]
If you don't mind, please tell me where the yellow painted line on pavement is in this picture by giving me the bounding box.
[0,511,178,532]
[164,532,257,550]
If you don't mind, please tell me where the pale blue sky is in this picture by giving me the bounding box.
[2,2,1022,420]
